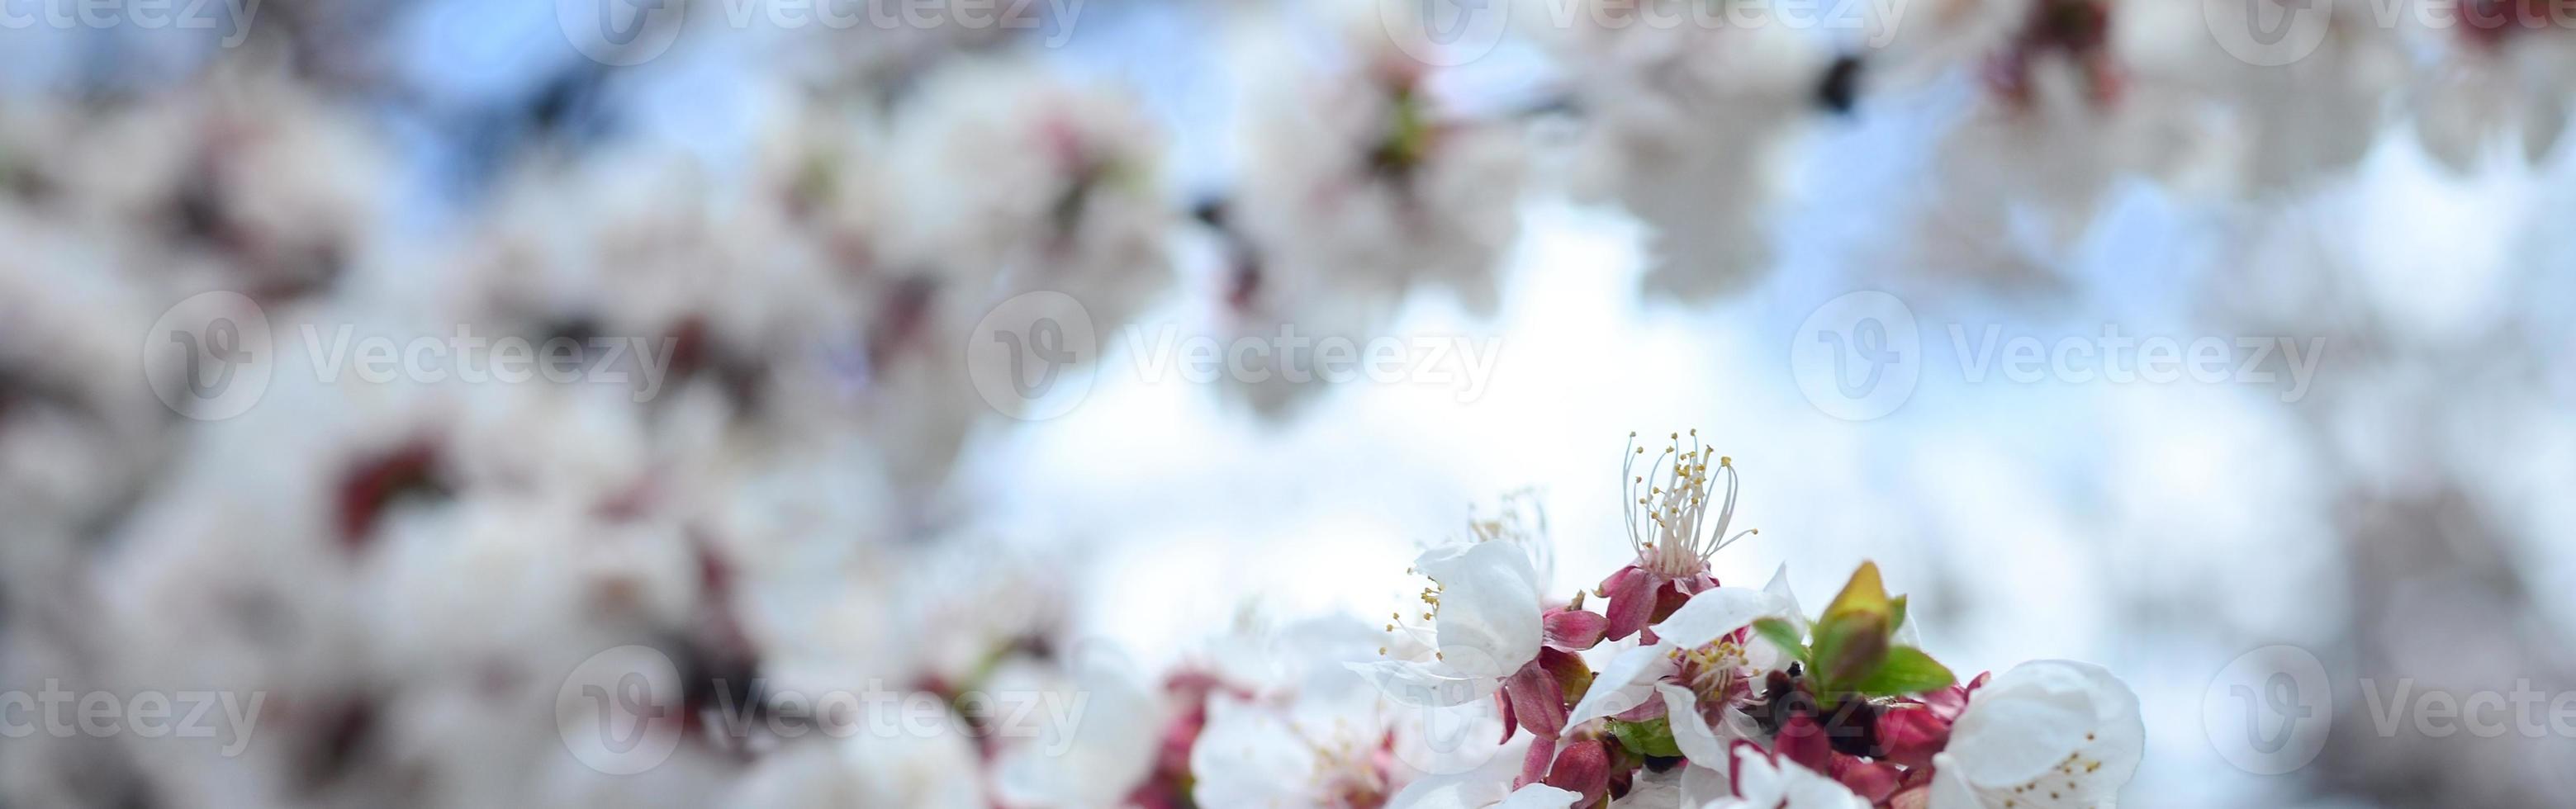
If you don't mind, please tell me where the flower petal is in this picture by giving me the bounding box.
[1416,540,1547,678]
[1926,754,1983,809]
[1517,734,1557,788]
[1493,784,1582,809]
[1778,758,1872,808]
[1544,608,1607,650]
[1655,683,1727,765]
[1602,565,1663,641]
[1505,661,1568,740]
[1563,643,1674,727]
[1875,703,1952,769]
[1776,712,1834,774]
[1761,563,1806,633]
[1651,586,1787,651]
[1540,739,1611,807]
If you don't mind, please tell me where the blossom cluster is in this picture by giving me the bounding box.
[1001,433,2143,809]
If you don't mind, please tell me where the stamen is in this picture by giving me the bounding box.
[1620,430,1758,576]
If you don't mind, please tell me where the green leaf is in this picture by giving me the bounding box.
[1889,594,1909,635]
[1853,646,1957,698]
[1606,717,1683,759]
[1752,617,1807,662]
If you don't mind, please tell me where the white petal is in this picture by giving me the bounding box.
[1760,564,1808,634]
[1927,753,1984,809]
[1727,745,1786,806]
[1416,541,1546,678]
[1944,678,2093,786]
[1656,684,1728,765]
[1565,643,1675,727]
[1726,748,1869,809]
[1776,759,1870,809]
[1650,586,1785,651]
[1494,784,1583,809]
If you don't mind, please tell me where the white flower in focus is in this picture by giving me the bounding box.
[1927,660,2142,809]
[1347,540,1546,707]
[1562,583,1792,732]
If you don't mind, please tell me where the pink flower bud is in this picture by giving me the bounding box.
[1875,703,1953,769]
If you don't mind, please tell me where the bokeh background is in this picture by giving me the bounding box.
[3,0,2574,806]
